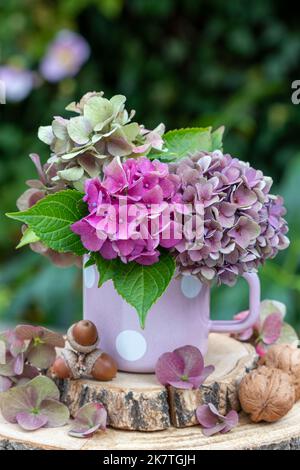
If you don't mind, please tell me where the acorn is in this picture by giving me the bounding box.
[52,356,71,379]
[90,351,118,381]
[67,320,99,353]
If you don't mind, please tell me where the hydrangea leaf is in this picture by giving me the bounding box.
[93,253,120,288]
[6,190,88,256]
[113,251,176,328]
[16,227,40,249]
[149,127,214,162]
[211,126,225,150]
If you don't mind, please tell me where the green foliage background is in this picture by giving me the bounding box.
[1,0,300,330]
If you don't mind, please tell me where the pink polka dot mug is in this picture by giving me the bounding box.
[83,262,260,373]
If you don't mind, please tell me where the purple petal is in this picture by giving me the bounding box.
[15,325,42,341]
[68,403,107,438]
[196,404,219,428]
[174,345,204,378]
[40,399,70,427]
[189,365,215,388]
[202,422,227,437]
[16,411,48,431]
[26,344,56,369]
[155,352,184,386]
[261,313,283,344]
[222,410,239,432]
[167,380,194,390]
[13,354,24,375]
[0,376,13,392]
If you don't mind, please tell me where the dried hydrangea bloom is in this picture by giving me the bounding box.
[0,376,69,431]
[38,91,165,189]
[170,150,289,285]
[15,325,65,369]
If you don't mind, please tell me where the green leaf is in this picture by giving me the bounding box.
[113,251,176,328]
[94,253,119,287]
[6,190,87,256]
[149,127,218,162]
[16,227,40,249]
[211,126,225,150]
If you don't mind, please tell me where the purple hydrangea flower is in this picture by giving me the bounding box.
[196,403,239,436]
[155,345,214,389]
[170,150,290,285]
[40,30,90,82]
[0,65,34,102]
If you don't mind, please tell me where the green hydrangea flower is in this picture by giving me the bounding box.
[38,91,165,190]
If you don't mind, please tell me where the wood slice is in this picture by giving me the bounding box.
[56,373,170,432]
[54,333,257,431]
[1,403,300,450]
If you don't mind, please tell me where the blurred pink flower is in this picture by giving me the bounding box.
[40,30,90,82]
[0,66,34,102]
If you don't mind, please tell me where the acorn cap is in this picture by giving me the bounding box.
[67,323,99,354]
[61,349,82,379]
[84,349,104,376]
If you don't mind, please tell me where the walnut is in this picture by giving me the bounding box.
[238,366,295,422]
[259,344,300,400]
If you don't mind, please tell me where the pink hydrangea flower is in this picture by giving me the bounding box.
[72,157,181,265]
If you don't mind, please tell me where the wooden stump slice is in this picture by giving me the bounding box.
[2,403,300,450]
[56,372,170,432]
[54,333,257,431]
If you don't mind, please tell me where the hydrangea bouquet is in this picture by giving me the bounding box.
[7,92,289,327]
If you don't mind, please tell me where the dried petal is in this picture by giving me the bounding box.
[68,403,107,438]
[155,345,214,389]
[261,313,282,345]
[16,411,48,431]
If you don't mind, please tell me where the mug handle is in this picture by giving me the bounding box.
[209,272,260,333]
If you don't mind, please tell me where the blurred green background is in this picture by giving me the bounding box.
[1,0,299,330]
